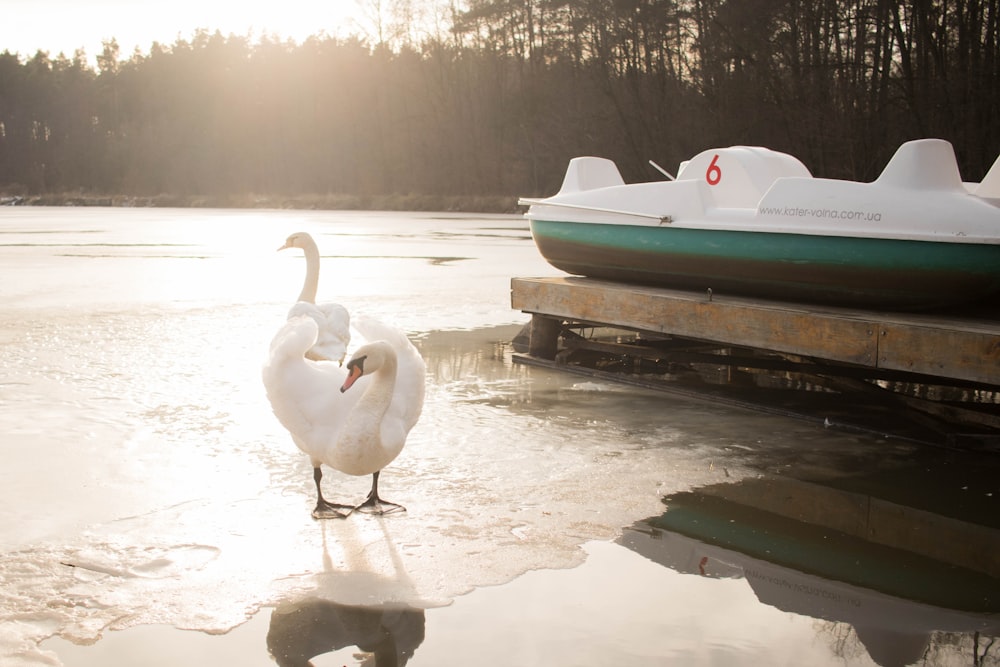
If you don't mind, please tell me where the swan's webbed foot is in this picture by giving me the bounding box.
[354,495,406,515]
[312,499,354,520]
[354,471,405,515]
[311,467,353,519]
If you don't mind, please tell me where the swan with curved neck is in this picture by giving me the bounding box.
[262,314,425,518]
[279,232,351,364]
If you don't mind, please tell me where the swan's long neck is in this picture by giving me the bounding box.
[298,239,321,303]
[340,347,400,458]
[355,353,397,427]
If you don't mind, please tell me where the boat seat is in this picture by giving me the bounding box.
[974,153,1000,200]
[875,138,965,192]
[557,157,625,194]
[676,146,811,208]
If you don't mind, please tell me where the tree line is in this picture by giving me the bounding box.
[1,0,998,209]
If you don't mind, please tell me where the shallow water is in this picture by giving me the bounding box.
[1,208,997,666]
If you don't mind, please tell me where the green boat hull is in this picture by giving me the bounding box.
[530,219,1000,308]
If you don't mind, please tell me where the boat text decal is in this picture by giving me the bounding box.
[759,205,883,222]
[744,567,863,608]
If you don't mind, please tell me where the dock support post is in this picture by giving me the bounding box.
[528,314,561,360]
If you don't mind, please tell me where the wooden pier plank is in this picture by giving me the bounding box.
[879,324,1000,386]
[511,276,1000,387]
[512,277,878,366]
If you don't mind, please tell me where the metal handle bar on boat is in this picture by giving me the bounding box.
[648,160,676,180]
[518,198,673,225]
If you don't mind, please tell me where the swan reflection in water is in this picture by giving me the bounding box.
[267,597,425,667]
[267,512,427,667]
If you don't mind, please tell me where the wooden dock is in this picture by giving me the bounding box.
[510,276,1000,442]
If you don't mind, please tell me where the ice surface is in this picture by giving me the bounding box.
[0,209,904,665]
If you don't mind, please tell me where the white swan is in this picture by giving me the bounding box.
[279,232,351,364]
[262,314,426,518]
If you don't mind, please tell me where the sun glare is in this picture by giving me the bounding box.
[2,0,365,63]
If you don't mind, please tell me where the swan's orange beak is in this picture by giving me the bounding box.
[277,242,291,251]
[340,365,363,393]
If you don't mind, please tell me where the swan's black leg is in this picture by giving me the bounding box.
[354,471,406,515]
[312,467,353,519]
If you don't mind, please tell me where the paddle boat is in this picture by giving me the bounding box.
[520,139,1000,308]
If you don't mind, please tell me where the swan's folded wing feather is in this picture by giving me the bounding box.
[393,345,426,433]
[288,301,351,363]
[268,314,319,360]
[263,317,362,449]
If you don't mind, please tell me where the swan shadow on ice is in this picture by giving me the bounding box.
[267,598,425,667]
[266,517,427,666]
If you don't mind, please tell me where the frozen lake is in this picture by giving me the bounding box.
[1,208,997,666]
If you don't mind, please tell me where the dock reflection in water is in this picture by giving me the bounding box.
[621,474,1000,667]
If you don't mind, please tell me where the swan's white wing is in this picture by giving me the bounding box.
[268,313,319,361]
[287,301,351,364]
[393,341,426,434]
[263,316,365,459]
[350,313,404,347]
[352,314,426,434]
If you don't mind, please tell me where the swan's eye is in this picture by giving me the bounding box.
[347,355,367,374]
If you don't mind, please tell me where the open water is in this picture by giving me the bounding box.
[0,208,997,666]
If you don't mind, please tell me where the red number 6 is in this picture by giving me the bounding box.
[706,154,722,185]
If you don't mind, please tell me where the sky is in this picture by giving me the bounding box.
[1,0,371,63]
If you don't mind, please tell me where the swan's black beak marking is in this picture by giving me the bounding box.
[340,356,366,393]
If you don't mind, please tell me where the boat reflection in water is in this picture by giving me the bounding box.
[267,597,425,667]
[620,476,1000,667]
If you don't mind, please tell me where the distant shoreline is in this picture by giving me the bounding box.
[0,192,523,214]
